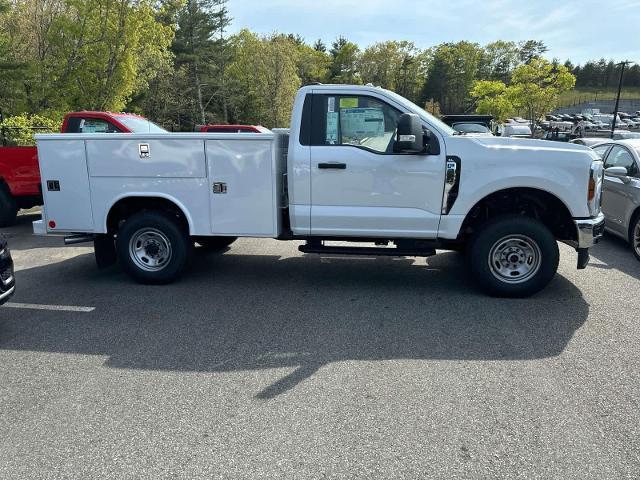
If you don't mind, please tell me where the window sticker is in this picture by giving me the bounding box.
[339,98,358,109]
[340,108,385,141]
[326,111,339,144]
[328,96,335,113]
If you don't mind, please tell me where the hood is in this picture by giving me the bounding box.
[469,136,596,154]
[445,135,601,166]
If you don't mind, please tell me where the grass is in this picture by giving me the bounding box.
[558,87,640,108]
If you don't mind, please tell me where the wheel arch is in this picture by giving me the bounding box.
[629,206,640,243]
[458,187,577,243]
[105,193,194,234]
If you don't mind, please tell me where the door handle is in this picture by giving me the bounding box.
[318,162,347,169]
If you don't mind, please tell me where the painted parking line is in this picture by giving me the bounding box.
[2,302,95,313]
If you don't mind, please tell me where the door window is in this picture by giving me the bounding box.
[592,144,611,159]
[604,145,638,176]
[66,117,121,133]
[311,95,402,154]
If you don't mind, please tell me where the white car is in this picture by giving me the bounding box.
[33,84,604,297]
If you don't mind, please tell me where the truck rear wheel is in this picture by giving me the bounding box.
[467,215,559,297]
[194,236,237,251]
[116,211,191,284]
[0,185,18,227]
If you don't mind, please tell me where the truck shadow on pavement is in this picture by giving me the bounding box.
[1,247,590,400]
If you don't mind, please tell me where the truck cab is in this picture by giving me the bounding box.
[33,85,605,297]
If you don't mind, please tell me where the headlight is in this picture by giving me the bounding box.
[588,160,604,216]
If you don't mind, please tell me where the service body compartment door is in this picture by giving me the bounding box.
[37,139,94,232]
[206,139,278,236]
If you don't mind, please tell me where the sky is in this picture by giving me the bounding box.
[226,0,640,65]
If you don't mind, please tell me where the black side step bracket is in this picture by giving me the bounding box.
[299,242,436,258]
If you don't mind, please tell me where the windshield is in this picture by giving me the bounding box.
[116,116,167,133]
[453,123,490,134]
[382,89,456,135]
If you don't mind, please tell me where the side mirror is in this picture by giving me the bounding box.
[394,113,425,154]
[605,166,630,182]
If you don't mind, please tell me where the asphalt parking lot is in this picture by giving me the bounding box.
[1,211,639,479]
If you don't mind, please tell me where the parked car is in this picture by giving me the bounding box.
[590,139,640,260]
[0,111,166,227]
[0,235,15,305]
[570,137,607,147]
[543,131,571,142]
[450,123,493,136]
[497,123,532,138]
[34,84,605,297]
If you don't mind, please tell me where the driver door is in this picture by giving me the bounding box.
[602,145,639,236]
[308,93,445,238]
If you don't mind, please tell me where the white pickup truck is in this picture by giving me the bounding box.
[33,84,605,297]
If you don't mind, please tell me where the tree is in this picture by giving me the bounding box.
[295,42,330,85]
[422,41,484,113]
[507,58,576,135]
[518,40,548,64]
[329,36,360,84]
[173,0,230,126]
[313,39,326,53]
[358,41,429,103]
[224,30,300,127]
[480,40,520,83]
[0,0,176,114]
[470,80,514,122]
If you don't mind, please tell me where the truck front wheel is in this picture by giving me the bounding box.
[116,211,191,284]
[0,185,18,227]
[467,215,559,297]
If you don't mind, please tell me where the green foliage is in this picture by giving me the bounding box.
[1,114,61,146]
[470,80,514,122]
[0,0,175,113]
[329,36,361,84]
[224,30,301,128]
[507,58,576,131]
[471,59,576,134]
[422,41,485,113]
[359,41,429,103]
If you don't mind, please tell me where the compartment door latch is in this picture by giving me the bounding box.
[212,182,228,194]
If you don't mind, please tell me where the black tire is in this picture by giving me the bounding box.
[194,236,237,251]
[116,211,191,284]
[0,184,18,228]
[630,213,640,262]
[467,215,559,298]
[94,234,117,269]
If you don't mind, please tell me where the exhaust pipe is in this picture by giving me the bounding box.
[64,234,95,246]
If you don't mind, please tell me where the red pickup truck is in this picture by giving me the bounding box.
[0,111,165,226]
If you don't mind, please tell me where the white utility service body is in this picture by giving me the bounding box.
[34,85,606,297]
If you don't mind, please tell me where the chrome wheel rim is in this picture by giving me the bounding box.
[488,234,542,284]
[634,222,640,257]
[129,228,172,272]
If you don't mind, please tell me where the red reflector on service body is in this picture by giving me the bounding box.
[48,220,56,229]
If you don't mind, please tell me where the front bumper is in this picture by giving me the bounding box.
[572,212,605,270]
[574,212,606,249]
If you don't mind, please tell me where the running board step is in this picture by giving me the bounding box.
[299,244,436,257]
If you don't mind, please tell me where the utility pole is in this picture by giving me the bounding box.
[611,61,633,139]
